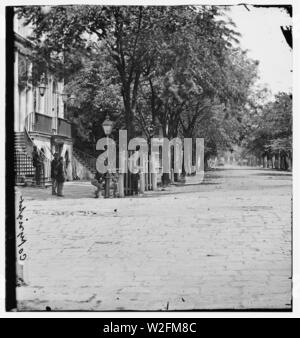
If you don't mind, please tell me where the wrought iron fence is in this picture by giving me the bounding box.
[14,150,51,186]
[14,150,34,184]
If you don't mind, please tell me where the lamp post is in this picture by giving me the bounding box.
[69,94,76,106]
[102,114,113,136]
[102,114,113,198]
[38,73,47,97]
[61,92,76,117]
[35,73,48,132]
[147,124,159,191]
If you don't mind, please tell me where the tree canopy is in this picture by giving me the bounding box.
[241,92,292,159]
[17,5,260,159]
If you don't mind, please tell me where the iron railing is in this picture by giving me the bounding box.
[33,113,53,134]
[73,147,97,173]
[14,149,51,185]
[25,113,72,137]
[14,150,34,183]
[58,118,72,138]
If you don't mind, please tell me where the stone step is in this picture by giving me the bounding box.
[14,132,26,151]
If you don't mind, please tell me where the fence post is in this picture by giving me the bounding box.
[152,173,157,191]
[104,172,111,198]
[149,171,152,190]
[118,173,124,198]
[170,168,174,183]
[145,170,148,191]
[150,155,158,190]
[140,172,145,194]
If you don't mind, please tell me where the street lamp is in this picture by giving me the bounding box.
[102,114,114,198]
[69,94,76,106]
[38,73,47,97]
[61,93,68,104]
[102,114,113,136]
[61,93,75,105]
[61,92,76,117]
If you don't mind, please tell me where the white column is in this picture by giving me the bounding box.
[139,171,145,194]
[19,89,26,131]
[58,81,64,119]
[151,156,158,190]
[26,64,33,131]
[48,78,52,116]
[118,174,125,197]
[36,87,39,115]
[27,88,33,131]
[44,82,48,115]
[39,86,45,114]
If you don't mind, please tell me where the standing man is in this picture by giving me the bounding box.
[132,172,139,195]
[32,145,42,186]
[56,156,65,197]
[51,153,59,195]
[91,171,104,198]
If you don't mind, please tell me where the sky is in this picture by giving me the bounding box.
[227,5,292,96]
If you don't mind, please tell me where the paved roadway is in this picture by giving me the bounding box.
[16,167,292,310]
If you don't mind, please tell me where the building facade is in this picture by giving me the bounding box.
[14,14,73,183]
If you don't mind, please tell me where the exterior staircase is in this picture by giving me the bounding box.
[15,131,27,152]
[14,131,35,185]
[14,131,51,186]
[72,148,97,178]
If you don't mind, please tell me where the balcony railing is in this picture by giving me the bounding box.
[33,113,52,134]
[58,118,72,138]
[25,113,72,138]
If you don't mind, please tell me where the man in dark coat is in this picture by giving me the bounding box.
[56,156,65,197]
[32,146,42,186]
[91,171,104,198]
[51,153,59,195]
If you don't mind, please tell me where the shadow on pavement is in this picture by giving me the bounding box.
[252,172,292,177]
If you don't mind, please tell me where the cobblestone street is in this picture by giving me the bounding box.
[16,167,292,311]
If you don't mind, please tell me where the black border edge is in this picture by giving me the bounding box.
[5,5,17,312]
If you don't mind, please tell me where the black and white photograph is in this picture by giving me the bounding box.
[2,0,296,314]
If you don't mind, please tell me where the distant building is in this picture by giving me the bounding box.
[14,13,73,184]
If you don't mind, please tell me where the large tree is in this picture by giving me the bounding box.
[17,6,199,137]
[241,92,292,168]
[17,5,259,175]
[17,6,255,136]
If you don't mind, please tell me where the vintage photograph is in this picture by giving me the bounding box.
[7,3,292,311]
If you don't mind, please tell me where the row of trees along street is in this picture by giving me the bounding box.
[17,5,292,183]
[241,91,292,170]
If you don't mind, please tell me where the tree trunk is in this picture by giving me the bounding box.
[204,154,210,171]
[162,173,171,186]
[263,155,268,168]
[286,156,292,171]
[124,100,134,139]
[272,155,276,169]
